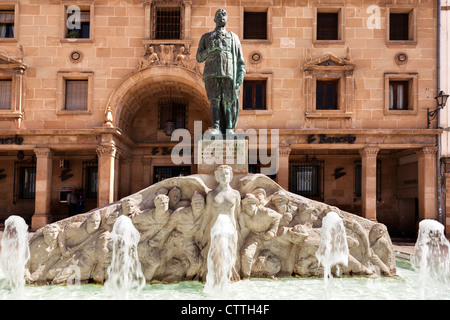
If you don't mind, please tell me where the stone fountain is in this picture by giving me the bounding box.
[25,166,396,286]
[25,8,396,288]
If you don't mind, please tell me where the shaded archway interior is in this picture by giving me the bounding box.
[117,76,211,143]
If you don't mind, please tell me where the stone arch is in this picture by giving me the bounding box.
[105,66,209,137]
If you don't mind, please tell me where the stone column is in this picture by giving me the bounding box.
[32,147,53,230]
[142,156,152,187]
[275,146,291,191]
[359,146,380,222]
[96,144,117,207]
[417,147,438,221]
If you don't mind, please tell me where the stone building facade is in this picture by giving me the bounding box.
[0,0,441,237]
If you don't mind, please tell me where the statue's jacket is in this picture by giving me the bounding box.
[196,28,246,101]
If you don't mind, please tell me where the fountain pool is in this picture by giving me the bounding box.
[0,259,448,300]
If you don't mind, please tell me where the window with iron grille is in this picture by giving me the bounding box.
[66,10,90,39]
[290,160,324,200]
[82,160,98,200]
[14,160,36,201]
[389,13,409,41]
[0,79,12,110]
[317,12,339,40]
[153,6,181,40]
[153,166,191,184]
[158,99,187,130]
[243,11,267,40]
[0,11,14,38]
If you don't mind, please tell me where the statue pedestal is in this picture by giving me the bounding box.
[197,135,248,174]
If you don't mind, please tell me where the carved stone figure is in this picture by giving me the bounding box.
[50,211,102,284]
[137,45,159,70]
[239,194,281,279]
[196,8,246,135]
[157,191,205,282]
[26,170,397,285]
[174,46,189,67]
[251,249,281,279]
[26,224,61,284]
[131,194,172,281]
[369,223,396,275]
[197,165,241,279]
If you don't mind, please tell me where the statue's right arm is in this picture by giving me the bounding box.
[196,34,210,63]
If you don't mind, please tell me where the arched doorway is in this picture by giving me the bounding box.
[104,66,211,195]
[107,66,210,141]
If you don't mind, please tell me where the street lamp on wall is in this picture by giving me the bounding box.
[427,91,449,128]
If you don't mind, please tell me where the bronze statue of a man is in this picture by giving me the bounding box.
[196,9,246,135]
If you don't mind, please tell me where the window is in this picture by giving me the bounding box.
[66,10,90,39]
[14,160,36,201]
[145,1,191,41]
[244,11,267,40]
[153,166,190,184]
[65,80,88,111]
[316,80,338,110]
[384,73,417,114]
[390,13,409,41]
[0,79,11,110]
[290,159,324,200]
[314,7,343,43]
[0,10,14,38]
[386,6,416,45]
[243,80,266,110]
[389,80,409,110]
[57,71,93,114]
[317,12,338,40]
[153,6,181,40]
[83,160,97,200]
[158,99,187,130]
[61,3,94,42]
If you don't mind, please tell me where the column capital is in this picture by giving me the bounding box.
[416,146,438,157]
[359,146,380,157]
[279,146,291,157]
[142,156,152,167]
[96,144,117,158]
[34,147,53,158]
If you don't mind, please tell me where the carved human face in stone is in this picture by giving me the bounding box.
[214,9,228,28]
[244,201,258,216]
[43,224,60,244]
[86,212,101,234]
[106,210,119,227]
[215,166,233,185]
[191,198,205,211]
[252,188,266,205]
[168,187,181,208]
[122,198,138,216]
[273,198,288,213]
[154,194,170,211]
